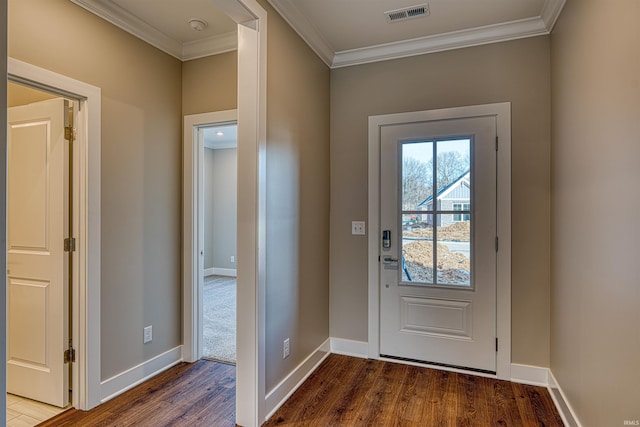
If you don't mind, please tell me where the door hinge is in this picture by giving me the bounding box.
[64,237,76,252]
[64,126,76,142]
[496,337,499,352]
[496,136,499,151]
[495,236,499,252]
[64,346,76,363]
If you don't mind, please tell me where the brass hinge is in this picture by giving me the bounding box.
[64,126,76,142]
[495,236,499,252]
[495,338,499,352]
[64,237,76,252]
[64,347,76,363]
[495,136,499,151]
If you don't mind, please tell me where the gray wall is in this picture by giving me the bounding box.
[9,0,183,380]
[182,52,237,116]
[259,0,331,393]
[330,36,552,367]
[203,147,237,271]
[550,0,640,425]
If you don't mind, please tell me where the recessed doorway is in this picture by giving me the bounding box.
[202,124,238,364]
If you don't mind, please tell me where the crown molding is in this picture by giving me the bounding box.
[266,0,334,67]
[541,0,567,30]
[69,0,237,61]
[332,16,548,68]
[269,0,566,69]
[71,0,566,66]
[182,31,238,61]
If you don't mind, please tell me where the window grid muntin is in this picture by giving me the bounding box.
[399,136,473,288]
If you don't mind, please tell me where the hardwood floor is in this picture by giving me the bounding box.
[37,355,563,426]
[37,360,235,427]
[264,355,564,427]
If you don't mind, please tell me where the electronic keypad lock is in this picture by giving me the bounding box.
[382,230,391,249]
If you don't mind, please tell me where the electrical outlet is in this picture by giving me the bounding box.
[230,255,235,263]
[283,338,290,359]
[143,325,152,344]
[351,221,366,235]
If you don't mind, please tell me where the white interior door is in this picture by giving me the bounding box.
[379,116,497,373]
[7,98,69,407]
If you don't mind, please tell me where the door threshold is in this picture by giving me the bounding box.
[379,354,496,376]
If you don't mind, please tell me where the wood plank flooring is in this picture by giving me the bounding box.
[37,360,235,427]
[36,354,563,426]
[264,355,564,427]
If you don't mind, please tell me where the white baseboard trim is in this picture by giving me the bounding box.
[211,267,237,277]
[100,345,183,403]
[510,363,549,387]
[510,364,581,426]
[204,267,214,276]
[330,338,368,358]
[265,338,331,421]
[548,370,582,427]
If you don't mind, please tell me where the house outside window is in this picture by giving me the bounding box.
[453,203,470,222]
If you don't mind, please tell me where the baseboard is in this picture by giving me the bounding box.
[510,363,549,387]
[204,267,214,276]
[510,364,581,426]
[330,338,368,358]
[264,338,331,421]
[211,267,237,277]
[548,370,582,427]
[100,346,183,403]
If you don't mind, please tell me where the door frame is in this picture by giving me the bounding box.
[367,103,512,379]
[7,57,102,409]
[183,108,237,362]
[183,1,267,426]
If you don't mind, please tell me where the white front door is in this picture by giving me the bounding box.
[379,116,497,373]
[7,98,69,407]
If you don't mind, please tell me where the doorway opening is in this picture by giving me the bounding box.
[201,123,238,364]
[6,82,73,426]
[6,57,103,414]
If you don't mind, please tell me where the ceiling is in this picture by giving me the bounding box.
[203,124,238,150]
[70,0,565,68]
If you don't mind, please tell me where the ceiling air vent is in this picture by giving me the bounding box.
[385,3,430,23]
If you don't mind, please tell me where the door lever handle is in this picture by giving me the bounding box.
[383,256,399,264]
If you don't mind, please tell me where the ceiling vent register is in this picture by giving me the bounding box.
[385,3,430,23]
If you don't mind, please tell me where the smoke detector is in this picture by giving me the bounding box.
[385,3,430,23]
[188,18,208,32]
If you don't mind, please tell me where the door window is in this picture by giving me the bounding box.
[400,138,472,287]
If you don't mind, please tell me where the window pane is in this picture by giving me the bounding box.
[436,215,471,286]
[436,139,471,208]
[402,214,433,283]
[402,141,434,211]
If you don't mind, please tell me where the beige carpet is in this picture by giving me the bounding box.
[203,275,236,364]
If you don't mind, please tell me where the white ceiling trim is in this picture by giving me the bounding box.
[69,0,237,61]
[266,0,334,67]
[541,0,567,29]
[269,0,566,69]
[183,31,237,61]
[333,17,548,68]
[71,0,566,66]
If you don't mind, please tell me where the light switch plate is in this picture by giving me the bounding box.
[143,325,152,344]
[352,221,366,235]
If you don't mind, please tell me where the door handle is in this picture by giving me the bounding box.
[383,256,399,264]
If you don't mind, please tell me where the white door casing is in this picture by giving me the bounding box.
[7,98,68,407]
[8,58,102,410]
[368,103,512,379]
[379,117,496,372]
[183,109,237,363]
